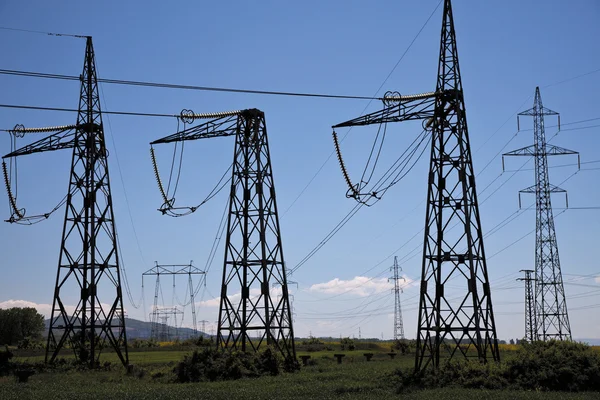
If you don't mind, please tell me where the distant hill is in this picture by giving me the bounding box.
[44,317,209,340]
[576,338,600,346]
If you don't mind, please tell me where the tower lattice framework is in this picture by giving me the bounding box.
[142,261,205,339]
[150,109,296,361]
[2,37,128,367]
[389,256,405,340]
[517,269,536,342]
[333,0,499,371]
[503,87,577,341]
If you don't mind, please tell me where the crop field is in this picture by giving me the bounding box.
[1,344,599,400]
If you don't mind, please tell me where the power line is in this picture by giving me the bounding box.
[0,68,377,101]
[0,26,87,39]
[280,0,443,217]
[542,67,600,89]
[0,103,180,119]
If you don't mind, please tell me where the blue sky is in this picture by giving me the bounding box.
[0,0,599,341]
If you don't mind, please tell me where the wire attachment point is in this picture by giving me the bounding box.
[179,109,195,124]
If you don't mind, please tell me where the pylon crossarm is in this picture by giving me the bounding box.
[518,106,559,117]
[2,126,77,158]
[505,143,578,158]
[143,262,206,276]
[151,113,243,145]
[332,92,437,128]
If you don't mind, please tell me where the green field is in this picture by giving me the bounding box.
[1,345,599,399]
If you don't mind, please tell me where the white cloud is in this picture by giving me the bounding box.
[595,276,600,284]
[196,287,283,309]
[308,276,389,297]
[307,275,416,297]
[0,299,55,318]
[0,299,123,318]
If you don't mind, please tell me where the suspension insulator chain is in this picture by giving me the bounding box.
[150,146,172,208]
[332,130,359,198]
[2,160,24,221]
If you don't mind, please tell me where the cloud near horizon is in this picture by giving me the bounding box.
[0,299,122,318]
[307,276,414,297]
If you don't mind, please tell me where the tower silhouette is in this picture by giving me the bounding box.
[503,87,577,340]
[2,37,128,367]
[517,269,536,342]
[150,109,296,361]
[333,0,500,370]
[389,256,405,340]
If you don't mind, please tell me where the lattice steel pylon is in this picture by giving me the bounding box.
[333,0,499,371]
[517,269,536,342]
[1,37,128,367]
[150,108,296,361]
[148,307,184,341]
[142,261,205,338]
[503,87,577,341]
[389,256,405,340]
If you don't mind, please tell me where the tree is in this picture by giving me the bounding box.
[510,339,515,345]
[0,307,45,345]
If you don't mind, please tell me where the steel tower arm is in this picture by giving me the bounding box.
[142,261,206,276]
[502,144,580,170]
[332,91,438,128]
[3,126,77,158]
[150,109,260,145]
[503,144,578,158]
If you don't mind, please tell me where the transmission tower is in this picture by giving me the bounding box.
[1,37,128,368]
[517,269,536,342]
[199,320,208,336]
[333,0,499,371]
[389,256,405,340]
[503,87,577,341]
[142,261,205,337]
[150,108,296,361]
[148,307,184,341]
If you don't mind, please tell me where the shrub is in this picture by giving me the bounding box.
[392,339,416,354]
[0,346,14,376]
[173,347,289,383]
[505,340,600,392]
[340,337,355,351]
[393,340,600,392]
[130,339,160,348]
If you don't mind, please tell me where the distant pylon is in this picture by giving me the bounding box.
[389,256,405,340]
[503,87,578,341]
[517,270,536,341]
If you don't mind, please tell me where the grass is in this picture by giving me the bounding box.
[2,345,599,399]
[14,350,189,365]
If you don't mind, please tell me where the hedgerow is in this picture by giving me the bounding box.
[393,340,600,392]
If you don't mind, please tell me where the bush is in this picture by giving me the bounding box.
[505,340,600,392]
[392,339,416,354]
[0,346,14,376]
[17,338,44,350]
[173,347,289,383]
[130,339,160,348]
[340,337,355,351]
[392,340,600,392]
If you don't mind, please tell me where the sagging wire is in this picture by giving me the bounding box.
[359,121,388,189]
[2,124,80,225]
[333,125,431,207]
[115,225,143,309]
[178,201,228,305]
[150,117,232,217]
